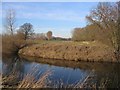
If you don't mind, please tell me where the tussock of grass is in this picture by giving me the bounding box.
[18,70,51,88]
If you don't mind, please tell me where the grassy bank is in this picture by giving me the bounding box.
[19,41,117,62]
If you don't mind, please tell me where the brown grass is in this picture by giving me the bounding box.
[18,70,51,88]
[2,63,113,89]
[19,40,115,62]
[0,73,2,88]
[2,65,51,88]
[2,69,111,89]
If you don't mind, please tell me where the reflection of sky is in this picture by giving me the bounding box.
[2,57,120,87]
[23,60,89,85]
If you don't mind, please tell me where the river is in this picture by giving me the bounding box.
[2,55,120,88]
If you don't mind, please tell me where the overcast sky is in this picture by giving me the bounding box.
[1,2,99,38]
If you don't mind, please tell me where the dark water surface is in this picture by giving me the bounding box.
[2,55,120,88]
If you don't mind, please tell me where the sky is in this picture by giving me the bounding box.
[1,2,99,38]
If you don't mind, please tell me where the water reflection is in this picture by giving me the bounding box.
[3,56,24,76]
[2,55,120,88]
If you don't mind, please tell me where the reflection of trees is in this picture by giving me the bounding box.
[3,55,120,88]
[21,56,120,88]
[3,56,24,75]
[94,63,120,88]
[2,56,25,86]
[79,63,120,88]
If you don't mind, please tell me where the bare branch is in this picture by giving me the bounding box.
[4,9,16,35]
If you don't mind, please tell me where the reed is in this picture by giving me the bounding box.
[17,70,51,88]
[2,67,111,89]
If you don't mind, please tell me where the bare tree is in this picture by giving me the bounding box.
[36,33,47,40]
[86,2,120,61]
[4,9,16,35]
[46,31,52,40]
[19,23,34,40]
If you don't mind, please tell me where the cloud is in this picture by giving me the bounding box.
[18,10,87,22]
[1,3,29,19]
[2,3,89,22]
[2,3,28,10]
[1,2,89,37]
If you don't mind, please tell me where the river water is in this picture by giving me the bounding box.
[2,55,120,88]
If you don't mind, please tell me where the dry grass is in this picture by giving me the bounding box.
[2,65,51,89]
[31,40,109,48]
[19,40,114,62]
[0,73,2,88]
[18,70,51,88]
[2,65,112,89]
[2,71,21,88]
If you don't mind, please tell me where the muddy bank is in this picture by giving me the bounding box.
[19,41,117,62]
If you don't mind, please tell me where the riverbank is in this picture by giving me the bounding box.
[19,41,117,62]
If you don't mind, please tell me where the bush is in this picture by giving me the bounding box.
[2,32,34,55]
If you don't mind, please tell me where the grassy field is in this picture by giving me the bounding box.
[30,40,109,47]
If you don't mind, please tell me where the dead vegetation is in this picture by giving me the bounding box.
[2,33,34,55]
[19,41,116,62]
[2,68,114,89]
[2,65,51,89]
